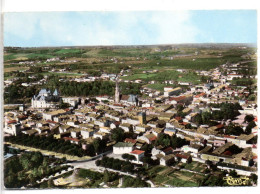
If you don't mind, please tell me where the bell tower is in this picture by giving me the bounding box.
[115,76,120,103]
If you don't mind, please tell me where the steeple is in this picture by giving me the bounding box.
[115,75,120,103]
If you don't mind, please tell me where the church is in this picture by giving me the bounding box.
[31,88,60,108]
[114,77,139,106]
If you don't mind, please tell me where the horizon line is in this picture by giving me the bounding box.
[4,42,257,48]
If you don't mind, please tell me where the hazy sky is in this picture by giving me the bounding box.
[4,10,257,47]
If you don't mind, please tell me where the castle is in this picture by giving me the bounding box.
[31,88,60,108]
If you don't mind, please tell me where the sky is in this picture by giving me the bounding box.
[4,10,257,47]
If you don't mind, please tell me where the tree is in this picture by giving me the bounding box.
[225,124,244,136]
[171,135,189,149]
[229,169,238,178]
[245,121,256,135]
[156,133,171,147]
[122,164,133,173]
[95,160,101,166]
[59,101,70,109]
[122,153,130,160]
[250,173,258,184]
[141,156,153,167]
[47,178,55,188]
[193,114,203,125]
[93,138,106,154]
[186,157,192,164]
[93,138,102,155]
[111,128,124,142]
[128,155,136,161]
[103,170,110,183]
[202,112,212,124]
[244,115,254,123]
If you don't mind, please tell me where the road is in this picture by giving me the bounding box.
[67,152,155,187]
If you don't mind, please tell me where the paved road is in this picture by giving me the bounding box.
[67,152,155,187]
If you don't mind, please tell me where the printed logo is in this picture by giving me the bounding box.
[223,176,250,186]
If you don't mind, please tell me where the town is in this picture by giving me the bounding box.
[3,44,258,188]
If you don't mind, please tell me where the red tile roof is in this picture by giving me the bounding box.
[46,120,57,124]
[224,135,236,139]
[124,138,137,144]
[113,121,121,126]
[7,120,17,124]
[130,150,145,155]
[149,136,157,141]
[216,124,224,129]
[195,92,206,98]
[163,147,174,153]
[113,104,124,107]
[142,107,154,110]
[223,150,232,156]
[175,117,182,122]
[169,96,186,102]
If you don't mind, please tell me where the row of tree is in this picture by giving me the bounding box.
[96,156,137,173]
[5,134,88,157]
[4,151,69,188]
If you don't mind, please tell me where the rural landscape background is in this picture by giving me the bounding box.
[2,9,258,190]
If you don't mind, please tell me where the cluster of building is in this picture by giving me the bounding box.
[3,61,258,176]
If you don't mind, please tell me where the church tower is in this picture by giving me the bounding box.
[115,76,120,103]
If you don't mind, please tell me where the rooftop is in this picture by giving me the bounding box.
[130,150,145,155]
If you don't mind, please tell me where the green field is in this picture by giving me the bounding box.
[121,73,157,81]
[144,83,176,91]
[147,166,203,187]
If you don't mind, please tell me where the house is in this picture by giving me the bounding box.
[62,97,80,107]
[99,126,112,134]
[129,150,145,163]
[152,128,164,137]
[168,95,193,105]
[157,113,175,121]
[70,128,81,138]
[164,87,182,97]
[110,121,120,129]
[135,124,151,133]
[164,127,177,136]
[4,122,22,136]
[124,138,137,144]
[181,144,202,157]
[59,124,73,133]
[160,154,175,166]
[63,137,80,144]
[93,131,109,140]
[151,146,174,160]
[35,126,50,134]
[119,123,132,132]
[175,153,192,163]
[137,133,157,144]
[81,128,95,139]
[43,109,70,121]
[22,129,38,136]
[113,142,134,154]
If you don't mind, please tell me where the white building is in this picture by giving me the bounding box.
[31,89,60,108]
[113,142,134,154]
[62,97,80,107]
[4,123,22,136]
